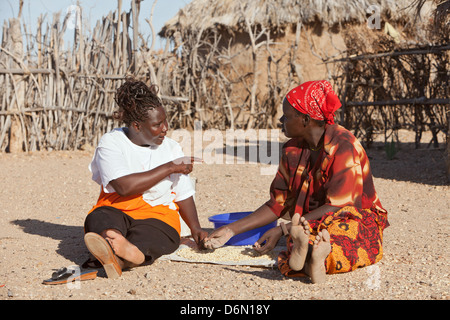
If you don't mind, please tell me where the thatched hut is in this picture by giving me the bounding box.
[159,0,433,128]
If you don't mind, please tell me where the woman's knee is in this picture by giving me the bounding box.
[84,206,128,235]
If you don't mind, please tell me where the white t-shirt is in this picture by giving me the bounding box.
[89,128,195,211]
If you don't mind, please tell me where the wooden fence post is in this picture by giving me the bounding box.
[8,18,25,153]
[447,109,450,182]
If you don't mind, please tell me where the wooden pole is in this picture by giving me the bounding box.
[324,44,450,64]
[131,0,139,73]
[115,0,122,73]
[8,18,25,153]
[346,97,450,107]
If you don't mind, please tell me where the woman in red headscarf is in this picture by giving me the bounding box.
[204,80,389,284]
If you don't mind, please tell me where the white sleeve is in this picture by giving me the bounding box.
[91,145,133,193]
[170,140,195,202]
[172,174,195,202]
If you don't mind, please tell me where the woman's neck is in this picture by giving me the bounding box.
[305,126,325,150]
[124,127,149,147]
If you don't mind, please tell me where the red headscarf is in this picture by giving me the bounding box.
[286,80,341,124]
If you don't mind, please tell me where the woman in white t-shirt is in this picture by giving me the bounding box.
[83,79,207,278]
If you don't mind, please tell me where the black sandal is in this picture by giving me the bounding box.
[42,266,98,285]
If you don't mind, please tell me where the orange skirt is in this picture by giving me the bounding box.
[278,206,389,277]
[88,189,181,235]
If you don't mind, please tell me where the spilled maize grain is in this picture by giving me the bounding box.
[176,246,277,263]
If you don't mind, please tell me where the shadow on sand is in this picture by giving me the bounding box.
[11,218,88,266]
[220,139,448,186]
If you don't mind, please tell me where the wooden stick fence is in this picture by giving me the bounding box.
[0,2,189,152]
[329,42,449,149]
[0,1,448,155]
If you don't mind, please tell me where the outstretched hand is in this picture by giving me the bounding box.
[202,226,235,249]
[171,156,203,175]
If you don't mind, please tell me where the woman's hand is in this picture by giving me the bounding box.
[253,226,282,254]
[190,227,209,249]
[202,226,235,249]
[109,157,201,197]
[203,204,278,250]
[177,197,208,249]
[171,157,202,175]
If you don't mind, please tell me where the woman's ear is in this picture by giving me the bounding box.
[303,114,310,127]
[132,121,141,132]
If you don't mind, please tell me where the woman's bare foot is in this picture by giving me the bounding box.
[305,229,331,284]
[84,232,122,279]
[288,213,310,271]
[101,229,145,267]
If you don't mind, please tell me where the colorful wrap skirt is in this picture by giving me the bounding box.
[278,206,389,277]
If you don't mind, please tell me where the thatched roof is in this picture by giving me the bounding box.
[414,0,449,34]
[159,0,424,37]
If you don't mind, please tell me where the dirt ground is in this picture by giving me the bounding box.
[0,129,448,301]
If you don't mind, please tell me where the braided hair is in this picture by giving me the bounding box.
[114,78,162,126]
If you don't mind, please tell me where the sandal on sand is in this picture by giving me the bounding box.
[42,266,98,285]
[84,232,122,279]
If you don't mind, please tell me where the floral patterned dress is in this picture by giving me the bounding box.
[265,124,389,276]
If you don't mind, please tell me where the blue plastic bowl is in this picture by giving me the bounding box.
[208,211,277,246]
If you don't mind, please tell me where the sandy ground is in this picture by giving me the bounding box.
[0,129,448,302]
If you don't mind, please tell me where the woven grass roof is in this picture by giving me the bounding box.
[159,0,422,37]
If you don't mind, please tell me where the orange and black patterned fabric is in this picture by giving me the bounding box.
[278,206,388,276]
[265,124,389,276]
